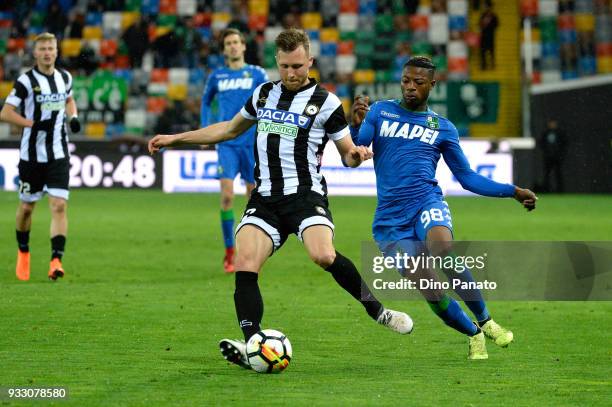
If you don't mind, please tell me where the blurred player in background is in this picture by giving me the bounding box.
[350,56,537,359]
[151,28,413,370]
[201,28,269,273]
[0,32,81,281]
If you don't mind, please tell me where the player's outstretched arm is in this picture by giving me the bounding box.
[148,113,255,154]
[514,187,538,211]
[334,135,373,167]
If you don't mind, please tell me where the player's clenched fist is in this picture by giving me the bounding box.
[514,187,538,211]
[349,145,373,166]
[350,95,370,127]
[148,134,174,155]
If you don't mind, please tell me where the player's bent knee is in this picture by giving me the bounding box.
[50,200,67,214]
[310,250,336,269]
[428,240,453,257]
[19,202,35,217]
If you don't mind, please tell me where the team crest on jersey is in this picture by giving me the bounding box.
[305,104,319,115]
[426,115,440,129]
[257,97,267,107]
[243,70,251,78]
[33,86,41,93]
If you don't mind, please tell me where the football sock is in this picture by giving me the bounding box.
[234,271,263,341]
[477,316,491,327]
[441,256,490,322]
[16,230,30,253]
[428,294,479,336]
[325,251,383,320]
[51,235,66,260]
[221,209,235,249]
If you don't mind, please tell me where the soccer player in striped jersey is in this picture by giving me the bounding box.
[200,28,269,273]
[0,32,81,281]
[350,56,538,359]
[149,29,413,370]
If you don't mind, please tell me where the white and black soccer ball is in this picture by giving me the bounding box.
[246,329,292,373]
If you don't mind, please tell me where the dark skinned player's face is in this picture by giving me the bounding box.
[400,66,436,111]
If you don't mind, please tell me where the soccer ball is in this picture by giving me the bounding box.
[246,329,292,373]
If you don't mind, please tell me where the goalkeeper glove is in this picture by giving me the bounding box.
[69,116,81,133]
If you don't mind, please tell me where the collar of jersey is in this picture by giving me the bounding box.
[280,77,317,93]
[394,99,434,116]
[34,66,56,78]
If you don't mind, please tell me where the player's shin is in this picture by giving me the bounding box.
[233,271,263,341]
[325,251,383,320]
[441,263,490,323]
[221,208,235,248]
[428,294,479,336]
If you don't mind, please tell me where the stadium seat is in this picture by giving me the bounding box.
[83,26,103,40]
[429,14,449,44]
[520,0,538,17]
[353,69,376,84]
[449,16,467,32]
[335,55,356,74]
[178,0,197,16]
[0,81,12,99]
[538,0,558,17]
[61,39,81,57]
[448,0,468,16]
[121,12,140,30]
[339,0,359,13]
[337,41,354,55]
[575,14,595,32]
[105,123,126,138]
[306,30,320,41]
[338,13,358,31]
[211,12,231,30]
[169,68,189,84]
[100,39,118,57]
[146,96,167,113]
[167,83,188,100]
[264,26,283,43]
[248,15,268,31]
[85,122,106,139]
[157,14,177,27]
[193,12,211,27]
[302,13,322,30]
[557,13,576,30]
[320,28,339,43]
[320,42,338,56]
[151,68,169,83]
[85,12,102,26]
[596,42,612,56]
[103,12,122,38]
[249,0,269,16]
[7,38,26,52]
[541,69,562,82]
[141,0,160,15]
[597,56,612,72]
[409,14,429,31]
[159,0,177,14]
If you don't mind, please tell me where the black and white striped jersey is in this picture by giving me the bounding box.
[240,79,349,197]
[5,67,73,163]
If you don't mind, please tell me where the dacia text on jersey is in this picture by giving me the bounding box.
[36,93,67,112]
[379,119,439,145]
[256,108,312,140]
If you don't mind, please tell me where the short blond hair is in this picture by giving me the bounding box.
[34,32,57,44]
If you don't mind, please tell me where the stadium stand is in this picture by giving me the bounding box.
[0,0,611,140]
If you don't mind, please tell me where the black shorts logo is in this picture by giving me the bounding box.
[315,205,326,216]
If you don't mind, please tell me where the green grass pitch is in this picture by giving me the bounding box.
[1,190,610,405]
